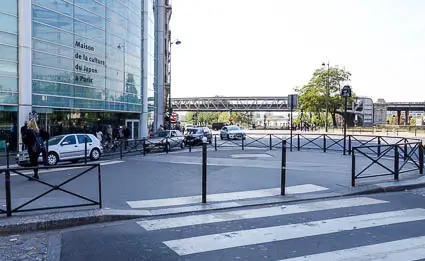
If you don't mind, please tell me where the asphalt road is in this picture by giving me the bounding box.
[57,191,425,261]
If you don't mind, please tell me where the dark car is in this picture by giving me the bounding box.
[185,127,213,146]
[144,130,185,152]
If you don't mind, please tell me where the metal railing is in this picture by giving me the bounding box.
[351,142,424,186]
[0,163,102,217]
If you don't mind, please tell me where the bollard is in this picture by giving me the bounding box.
[404,138,408,162]
[202,142,207,203]
[297,134,300,151]
[242,137,244,150]
[323,134,327,153]
[394,146,399,181]
[143,139,146,156]
[85,137,88,164]
[348,135,352,155]
[6,142,10,169]
[189,140,192,152]
[269,134,272,150]
[5,169,11,217]
[351,148,356,187]
[377,136,381,157]
[281,140,286,195]
[419,142,424,175]
[214,135,217,151]
[98,164,103,209]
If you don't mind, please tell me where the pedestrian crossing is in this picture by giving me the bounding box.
[135,196,425,260]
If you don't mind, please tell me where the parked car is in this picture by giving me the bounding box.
[144,130,184,152]
[185,127,212,146]
[16,134,103,166]
[220,125,246,140]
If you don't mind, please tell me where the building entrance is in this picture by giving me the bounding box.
[125,120,139,140]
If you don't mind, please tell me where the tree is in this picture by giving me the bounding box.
[295,66,355,127]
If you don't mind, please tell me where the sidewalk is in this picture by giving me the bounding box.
[1,172,424,235]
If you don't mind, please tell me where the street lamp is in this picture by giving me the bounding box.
[322,62,330,132]
[341,85,352,155]
[168,39,181,129]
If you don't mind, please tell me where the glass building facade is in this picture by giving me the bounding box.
[0,0,165,150]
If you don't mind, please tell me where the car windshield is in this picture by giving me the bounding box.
[48,135,64,145]
[154,131,169,138]
[188,128,202,134]
[228,126,241,131]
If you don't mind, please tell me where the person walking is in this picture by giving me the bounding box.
[20,121,28,151]
[22,120,43,180]
[123,125,131,150]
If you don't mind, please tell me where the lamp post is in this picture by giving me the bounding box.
[322,62,330,132]
[341,85,352,155]
[168,39,181,130]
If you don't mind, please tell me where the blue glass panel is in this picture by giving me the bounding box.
[33,22,73,46]
[0,45,17,61]
[0,92,18,104]
[0,1,17,15]
[74,99,104,109]
[32,5,73,31]
[74,20,105,41]
[33,80,74,96]
[75,5,105,29]
[33,0,74,16]
[33,94,74,108]
[33,51,74,71]
[0,13,17,33]
[33,39,74,58]
[74,0,105,17]
[33,65,74,83]
[0,31,17,46]
[0,60,17,76]
[0,76,17,92]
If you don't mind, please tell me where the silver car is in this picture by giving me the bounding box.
[144,130,185,151]
[220,125,246,140]
[17,134,103,166]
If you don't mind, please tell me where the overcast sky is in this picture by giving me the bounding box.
[170,0,425,102]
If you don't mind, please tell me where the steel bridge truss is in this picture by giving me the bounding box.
[171,97,290,112]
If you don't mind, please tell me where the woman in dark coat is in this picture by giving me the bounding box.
[23,120,41,180]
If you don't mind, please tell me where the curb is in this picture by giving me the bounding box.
[2,183,425,235]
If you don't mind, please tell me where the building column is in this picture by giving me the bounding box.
[18,0,32,152]
[405,110,409,125]
[397,110,401,125]
[155,0,165,130]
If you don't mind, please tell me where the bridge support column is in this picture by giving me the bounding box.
[397,110,401,125]
[405,110,409,125]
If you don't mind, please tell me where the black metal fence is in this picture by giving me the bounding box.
[351,142,424,186]
[0,163,102,217]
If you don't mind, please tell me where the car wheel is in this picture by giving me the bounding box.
[90,148,101,161]
[47,152,59,166]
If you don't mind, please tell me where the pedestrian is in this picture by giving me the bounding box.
[96,128,103,143]
[123,125,131,149]
[40,127,49,166]
[20,121,28,151]
[22,120,43,180]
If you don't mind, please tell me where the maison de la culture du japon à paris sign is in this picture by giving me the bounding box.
[73,41,106,84]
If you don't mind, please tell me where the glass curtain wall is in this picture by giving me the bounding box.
[31,0,143,135]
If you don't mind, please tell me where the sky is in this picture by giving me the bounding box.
[170,0,425,102]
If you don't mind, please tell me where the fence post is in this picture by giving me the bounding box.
[394,146,399,181]
[281,140,286,195]
[404,138,408,162]
[242,137,244,150]
[5,168,12,217]
[119,138,123,160]
[348,135,352,155]
[419,142,424,175]
[98,164,102,209]
[165,138,169,154]
[202,141,207,203]
[6,142,10,169]
[323,134,327,153]
[297,134,300,151]
[269,134,272,150]
[214,135,217,151]
[142,139,146,156]
[377,136,381,157]
[85,137,88,164]
[189,140,192,152]
[351,148,356,187]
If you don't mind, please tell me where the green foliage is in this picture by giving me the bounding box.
[295,66,355,127]
[184,111,252,126]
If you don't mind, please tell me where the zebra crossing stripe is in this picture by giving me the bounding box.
[163,208,425,256]
[138,197,387,231]
[127,184,328,208]
[279,235,425,261]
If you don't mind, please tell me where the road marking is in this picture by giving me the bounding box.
[279,235,425,261]
[230,153,273,158]
[163,208,425,256]
[127,184,328,209]
[137,197,387,230]
[8,160,124,176]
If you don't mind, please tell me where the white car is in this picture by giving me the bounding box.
[16,134,103,166]
[220,125,246,140]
